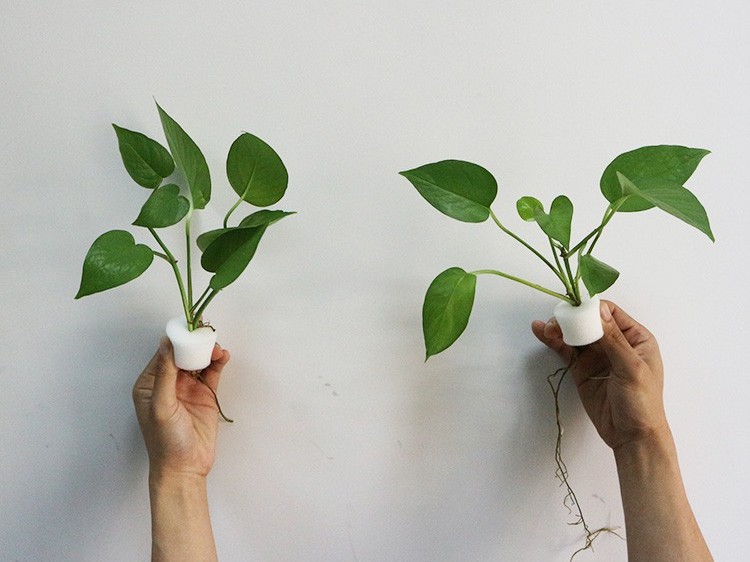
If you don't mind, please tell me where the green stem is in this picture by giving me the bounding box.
[564,196,631,258]
[549,238,573,297]
[562,255,581,304]
[472,269,576,304]
[185,215,194,307]
[190,286,212,314]
[489,209,567,286]
[223,196,244,228]
[149,228,193,329]
[192,288,220,329]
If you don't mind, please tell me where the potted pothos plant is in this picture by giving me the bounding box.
[400,145,714,357]
[76,102,293,421]
[401,145,714,556]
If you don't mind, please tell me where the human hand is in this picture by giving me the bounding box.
[133,337,231,477]
[531,300,668,451]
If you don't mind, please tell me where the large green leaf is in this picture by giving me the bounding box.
[423,267,477,359]
[617,173,714,241]
[113,125,174,188]
[156,103,211,209]
[516,195,573,248]
[75,230,154,298]
[132,184,190,228]
[579,254,620,296]
[200,226,267,290]
[226,133,289,207]
[601,145,710,211]
[195,210,293,253]
[400,160,498,223]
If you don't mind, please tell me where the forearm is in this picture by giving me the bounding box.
[149,471,217,562]
[614,428,712,562]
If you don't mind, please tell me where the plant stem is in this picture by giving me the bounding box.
[489,209,568,287]
[563,196,631,258]
[223,196,244,228]
[185,215,194,307]
[192,288,220,329]
[549,238,574,297]
[472,269,576,304]
[149,227,192,329]
[191,287,212,314]
[562,255,581,304]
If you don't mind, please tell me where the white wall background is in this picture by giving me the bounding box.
[1,1,748,560]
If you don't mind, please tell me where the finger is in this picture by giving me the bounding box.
[603,300,654,348]
[151,337,179,410]
[594,301,644,375]
[531,318,574,364]
[200,344,230,391]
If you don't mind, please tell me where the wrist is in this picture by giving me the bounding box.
[613,425,677,471]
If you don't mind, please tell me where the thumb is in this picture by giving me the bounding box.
[151,337,179,410]
[596,301,642,375]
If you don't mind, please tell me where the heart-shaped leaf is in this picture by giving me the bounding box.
[75,230,154,298]
[601,145,710,211]
[227,133,289,207]
[400,160,497,223]
[200,226,267,290]
[516,195,573,248]
[113,125,175,189]
[133,184,190,228]
[579,254,620,296]
[156,102,211,209]
[516,196,544,221]
[423,267,477,359]
[616,173,714,241]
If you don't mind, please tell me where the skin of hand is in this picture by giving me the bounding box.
[531,299,669,451]
[133,337,231,476]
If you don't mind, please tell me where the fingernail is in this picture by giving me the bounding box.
[600,301,612,322]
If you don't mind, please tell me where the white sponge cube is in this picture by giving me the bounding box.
[165,317,218,371]
[554,296,604,347]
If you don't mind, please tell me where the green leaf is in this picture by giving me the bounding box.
[516,195,574,248]
[400,160,497,223]
[113,125,175,188]
[239,209,295,228]
[196,211,293,253]
[132,184,190,228]
[516,196,543,221]
[156,102,211,209]
[601,145,710,211]
[200,226,267,290]
[226,132,289,207]
[579,254,620,297]
[422,267,477,359]
[616,173,714,241]
[75,230,154,298]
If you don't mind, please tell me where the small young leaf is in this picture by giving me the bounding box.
[75,230,154,298]
[517,195,574,248]
[156,102,211,209]
[227,133,289,207]
[538,195,574,249]
[423,267,477,359]
[579,254,620,296]
[239,209,296,228]
[616,173,714,241]
[200,226,267,290]
[113,125,175,188]
[516,196,544,221]
[400,160,497,223]
[601,145,710,211]
[132,184,190,228]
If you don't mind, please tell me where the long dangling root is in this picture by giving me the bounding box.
[547,360,622,560]
[187,370,234,423]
